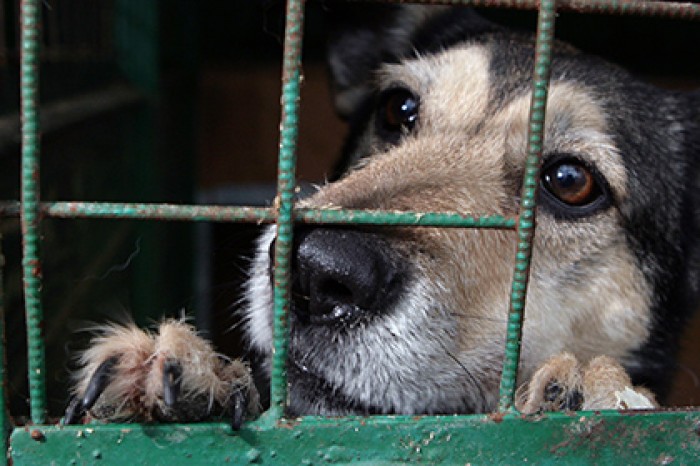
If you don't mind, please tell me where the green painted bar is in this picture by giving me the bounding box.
[0,201,517,229]
[296,208,516,229]
[356,0,700,20]
[498,0,556,412]
[46,202,274,224]
[19,0,47,425]
[10,410,700,464]
[266,0,305,422]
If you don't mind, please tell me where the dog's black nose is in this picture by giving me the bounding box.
[288,229,404,325]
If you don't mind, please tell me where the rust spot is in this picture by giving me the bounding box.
[26,259,42,278]
[277,419,299,429]
[30,429,44,442]
[489,412,506,423]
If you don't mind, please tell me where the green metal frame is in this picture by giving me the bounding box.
[10,411,700,464]
[3,0,700,464]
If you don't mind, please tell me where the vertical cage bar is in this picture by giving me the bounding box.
[498,0,556,412]
[19,0,47,424]
[268,0,305,420]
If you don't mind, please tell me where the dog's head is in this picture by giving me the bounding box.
[245,6,700,416]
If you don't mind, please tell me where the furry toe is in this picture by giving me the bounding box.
[581,356,657,410]
[516,352,583,414]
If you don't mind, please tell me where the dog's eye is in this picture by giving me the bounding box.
[377,88,419,143]
[540,158,609,215]
[542,162,597,206]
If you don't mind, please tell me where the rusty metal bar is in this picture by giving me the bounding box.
[348,0,700,20]
[19,0,47,425]
[267,0,306,422]
[0,202,517,229]
[497,0,556,412]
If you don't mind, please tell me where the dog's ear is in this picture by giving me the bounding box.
[326,5,497,119]
[326,4,416,119]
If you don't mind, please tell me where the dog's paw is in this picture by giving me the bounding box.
[516,352,657,414]
[64,319,260,429]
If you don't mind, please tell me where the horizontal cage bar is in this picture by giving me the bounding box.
[349,0,700,20]
[9,411,700,464]
[0,201,518,229]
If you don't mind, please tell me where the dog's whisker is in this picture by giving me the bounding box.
[437,339,487,411]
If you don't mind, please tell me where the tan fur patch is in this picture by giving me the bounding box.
[379,46,492,134]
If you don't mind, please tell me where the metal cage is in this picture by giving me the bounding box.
[3,0,700,464]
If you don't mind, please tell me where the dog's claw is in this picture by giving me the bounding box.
[64,356,118,424]
[564,389,584,411]
[230,387,248,430]
[82,356,119,411]
[63,395,85,425]
[543,380,562,402]
[163,359,183,407]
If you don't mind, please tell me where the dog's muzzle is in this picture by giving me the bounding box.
[270,228,406,326]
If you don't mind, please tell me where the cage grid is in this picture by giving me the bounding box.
[3,0,700,464]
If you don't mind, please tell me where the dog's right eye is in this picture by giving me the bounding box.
[376,88,419,144]
[539,156,611,218]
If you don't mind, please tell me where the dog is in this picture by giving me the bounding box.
[64,5,700,427]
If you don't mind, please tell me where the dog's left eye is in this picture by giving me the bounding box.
[540,158,609,214]
[376,88,419,143]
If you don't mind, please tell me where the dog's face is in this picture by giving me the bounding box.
[244,6,700,416]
